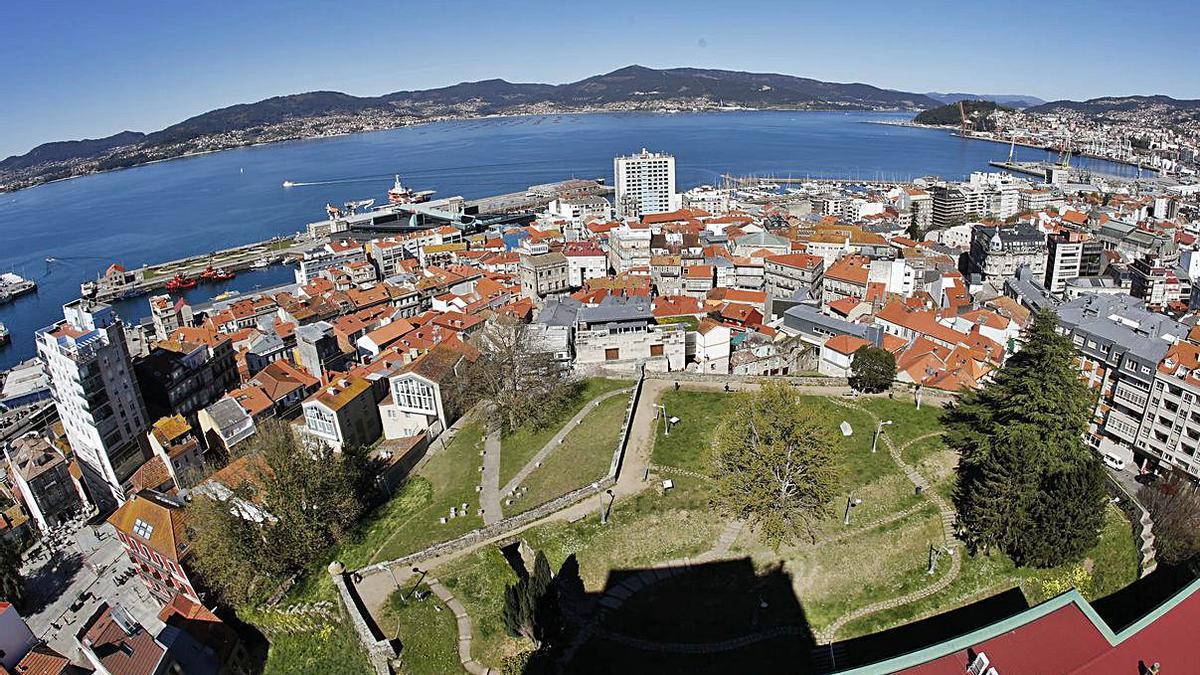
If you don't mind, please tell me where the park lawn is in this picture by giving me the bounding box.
[508,393,629,515]
[439,483,721,669]
[258,612,374,675]
[860,395,948,448]
[367,421,489,563]
[382,585,461,675]
[650,390,727,472]
[499,378,632,486]
[837,504,1139,639]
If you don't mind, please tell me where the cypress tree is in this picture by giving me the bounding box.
[947,309,1106,567]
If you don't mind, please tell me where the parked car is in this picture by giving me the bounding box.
[1102,452,1127,471]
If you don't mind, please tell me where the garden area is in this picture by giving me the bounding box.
[400,386,1141,672]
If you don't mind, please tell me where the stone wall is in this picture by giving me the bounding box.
[331,569,397,675]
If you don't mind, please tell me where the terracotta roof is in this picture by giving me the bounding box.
[825,334,870,356]
[150,415,191,446]
[107,491,190,563]
[11,644,78,675]
[652,295,703,318]
[826,254,871,285]
[80,604,164,675]
[250,360,319,402]
[308,375,372,412]
[765,252,823,270]
[128,457,174,495]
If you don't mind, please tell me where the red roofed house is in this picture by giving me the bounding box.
[108,490,199,606]
[819,334,871,377]
[694,318,732,374]
[823,254,872,305]
[381,340,478,442]
[764,253,825,302]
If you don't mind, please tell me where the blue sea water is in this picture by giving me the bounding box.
[0,111,1145,370]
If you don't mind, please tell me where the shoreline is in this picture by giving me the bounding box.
[1,107,920,195]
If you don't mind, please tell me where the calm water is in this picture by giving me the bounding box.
[0,111,1145,370]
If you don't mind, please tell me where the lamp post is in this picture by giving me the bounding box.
[843,494,863,526]
[915,385,923,410]
[872,420,893,454]
[602,489,615,524]
[654,404,680,436]
[404,566,426,601]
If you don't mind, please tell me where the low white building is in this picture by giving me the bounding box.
[818,334,871,377]
[694,319,731,374]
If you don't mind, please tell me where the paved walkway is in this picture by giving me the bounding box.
[427,577,491,675]
[481,431,502,526]
[500,387,633,499]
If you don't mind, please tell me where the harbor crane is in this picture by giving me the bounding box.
[958,101,974,136]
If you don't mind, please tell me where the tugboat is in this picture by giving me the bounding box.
[165,273,197,293]
[199,265,219,282]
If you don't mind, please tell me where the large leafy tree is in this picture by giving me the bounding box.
[468,317,573,432]
[946,309,1106,567]
[711,381,841,546]
[849,345,897,393]
[0,536,23,608]
[187,421,365,605]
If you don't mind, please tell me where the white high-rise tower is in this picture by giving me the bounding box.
[614,148,678,218]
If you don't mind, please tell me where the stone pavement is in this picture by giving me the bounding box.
[427,577,491,675]
[480,431,502,526]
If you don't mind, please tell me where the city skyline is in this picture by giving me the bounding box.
[3,0,1199,158]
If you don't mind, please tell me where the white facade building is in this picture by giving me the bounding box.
[614,149,679,218]
[37,301,150,510]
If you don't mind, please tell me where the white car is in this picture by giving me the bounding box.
[1102,453,1127,471]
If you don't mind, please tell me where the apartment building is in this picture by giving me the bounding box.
[37,300,150,511]
[1138,339,1200,479]
[3,434,83,532]
[764,253,825,302]
[108,490,200,605]
[1045,230,1104,296]
[966,223,1047,284]
[300,375,382,453]
[614,149,677,218]
[563,241,608,287]
[606,223,653,273]
[519,251,569,299]
[1056,294,1187,462]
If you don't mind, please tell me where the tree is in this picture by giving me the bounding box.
[0,536,23,609]
[946,310,1106,567]
[1139,477,1200,565]
[468,316,573,432]
[711,381,841,546]
[187,421,366,605]
[849,345,896,393]
[502,550,558,649]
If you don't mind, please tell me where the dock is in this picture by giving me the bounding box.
[88,235,321,302]
[466,178,613,214]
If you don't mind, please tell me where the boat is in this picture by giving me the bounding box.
[213,290,241,302]
[282,180,296,188]
[387,175,434,204]
[251,259,270,269]
[199,265,220,281]
[343,199,375,214]
[165,273,197,293]
[0,322,9,346]
[212,268,236,282]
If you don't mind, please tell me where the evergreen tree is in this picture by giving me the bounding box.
[947,310,1105,567]
[849,345,897,393]
[502,550,558,649]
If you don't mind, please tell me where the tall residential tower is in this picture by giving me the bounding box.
[614,149,678,218]
[37,300,149,511]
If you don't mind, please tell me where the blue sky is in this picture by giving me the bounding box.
[2,0,1197,158]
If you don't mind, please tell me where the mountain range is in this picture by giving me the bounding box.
[1026,95,1200,115]
[924,92,1045,109]
[0,65,944,190]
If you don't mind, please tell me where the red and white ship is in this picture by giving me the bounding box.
[387,175,435,205]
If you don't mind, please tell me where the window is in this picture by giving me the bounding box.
[133,518,154,540]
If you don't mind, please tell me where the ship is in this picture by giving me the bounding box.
[198,265,235,282]
[0,321,9,346]
[165,273,198,293]
[387,175,435,204]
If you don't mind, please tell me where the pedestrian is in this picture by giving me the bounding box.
[674,381,680,392]
[723,383,731,392]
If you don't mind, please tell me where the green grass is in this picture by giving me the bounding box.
[508,393,629,514]
[383,585,460,675]
[650,390,727,473]
[860,395,947,448]
[499,379,632,486]
[259,612,374,675]
[440,484,720,668]
[837,504,1138,638]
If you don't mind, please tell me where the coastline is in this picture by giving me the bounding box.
[1,107,920,195]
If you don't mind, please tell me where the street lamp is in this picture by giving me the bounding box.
[872,420,893,454]
[843,494,863,526]
[655,404,680,436]
[404,566,426,601]
[601,489,615,524]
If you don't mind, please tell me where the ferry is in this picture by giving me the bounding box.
[387,175,435,204]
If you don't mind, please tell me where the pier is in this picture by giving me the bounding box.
[87,235,320,302]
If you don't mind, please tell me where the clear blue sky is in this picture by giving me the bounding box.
[2,0,1197,158]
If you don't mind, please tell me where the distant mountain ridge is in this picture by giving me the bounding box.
[0,130,146,172]
[1026,94,1200,115]
[924,92,1044,109]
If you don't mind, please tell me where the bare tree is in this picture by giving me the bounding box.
[468,317,572,432]
[1139,476,1200,565]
